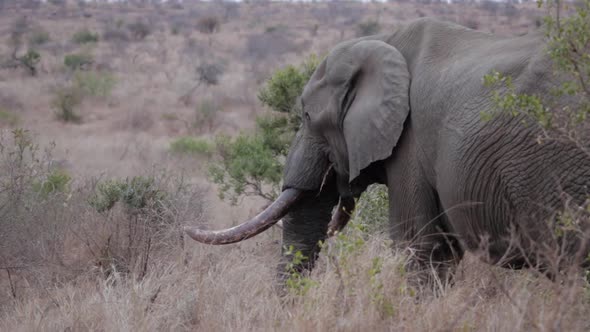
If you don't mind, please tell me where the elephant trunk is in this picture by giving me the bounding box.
[278,187,340,280]
[184,188,303,245]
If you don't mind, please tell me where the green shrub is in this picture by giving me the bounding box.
[170,137,213,156]
[483,0,590,130]
[32,169,71,197]
[52,86,83,123]
[28,29,50,46]
[19,49,40,76]
[354,185,389,233]
[258,55,319,114]
[74,71,116,98]
[356,20,381,37]
[209,55,319,204]
[0,109,20,126]
[89,176,168,213]
[72,28,99,44]
[64,53,93,71]
[209,133,283,203]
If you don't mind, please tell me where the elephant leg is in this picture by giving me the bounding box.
[385,129,464,290]
[388,176,464,289]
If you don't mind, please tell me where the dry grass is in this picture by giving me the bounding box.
[1,1,588,331]
[2,229,589,331]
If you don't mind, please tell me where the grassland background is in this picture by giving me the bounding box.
[1,1,589,331]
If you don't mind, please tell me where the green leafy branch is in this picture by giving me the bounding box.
[208,55,320,204]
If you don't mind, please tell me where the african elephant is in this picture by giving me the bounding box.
[185,18,590,285]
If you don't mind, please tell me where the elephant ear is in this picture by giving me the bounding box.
[340,40,410,182]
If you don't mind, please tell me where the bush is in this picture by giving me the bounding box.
[196,16,220,34]
[209,133,283,203]
[89,176,168,213]
[170,137,213,156]
[28,28,50,46]
[127,19,151,41]
[9,16,28,57]
[193,99,219,132]
[258,55,319,114]
[483,0,590,132]
[72,28,99,44]
[209,55,319,204]
[356,20,381,37]
[102,25,130,43]
[64,53,93,71]
[18,49,40,76]
[0,130,204,291]
[0,109,20,126]
[353,185,389,233]
[73,71,116,98]
[32,169,71,197]
[196,62,223,86]
[52,85,83,123]
[179,64,224,106]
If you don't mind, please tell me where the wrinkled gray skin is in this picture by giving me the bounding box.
[280,18,590,284]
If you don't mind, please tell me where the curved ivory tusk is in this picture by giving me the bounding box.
[327,196,355,237]
[184,188,303,245]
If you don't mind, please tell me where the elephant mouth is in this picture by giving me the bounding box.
[184,189,356,245]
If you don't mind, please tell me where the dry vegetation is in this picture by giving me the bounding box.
[1,0,589,331]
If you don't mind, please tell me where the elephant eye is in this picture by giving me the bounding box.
[305,112,311,122]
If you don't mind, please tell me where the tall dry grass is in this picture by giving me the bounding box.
[2,227,589,331]
[0,132,587,331]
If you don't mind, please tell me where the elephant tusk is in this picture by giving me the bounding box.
[184,188,303,245]
[327,196,355,237]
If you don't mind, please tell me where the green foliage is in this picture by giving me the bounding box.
[368,257,396,318]
[284,246,318,296]
[28,29,50,46]
[543,0,590,123]
[73,71,116,98]
[209,133,283,203]
[258,55,319,114]
[72,28,99,44]
[356,19,381,37]
[484,1,590,130]
[52,86,83,123]
[483,70,552,128]
[64,53,93,71]
[170,137,213,156]
[89,176,167,213]
[333,222,368,258]
[354,185,389,233]
[32,169,71,197]
[0,129,70,211]
[19,49,40,76]
[209,55,319,204]
[0,109,20,126]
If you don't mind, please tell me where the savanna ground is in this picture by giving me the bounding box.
[0,0,589,330]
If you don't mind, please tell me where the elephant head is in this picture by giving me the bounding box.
[185,39,411,273]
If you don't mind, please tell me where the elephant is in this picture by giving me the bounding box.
[185,18,590,286]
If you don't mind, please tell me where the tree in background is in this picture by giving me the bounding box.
[208,55,318,204]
